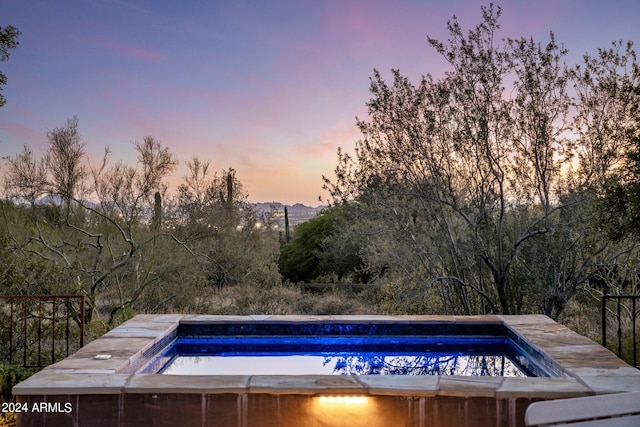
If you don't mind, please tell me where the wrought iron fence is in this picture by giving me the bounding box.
[601,294,640,368]
[0,295,85,368]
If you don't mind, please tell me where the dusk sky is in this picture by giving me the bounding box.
[2,0,640,206]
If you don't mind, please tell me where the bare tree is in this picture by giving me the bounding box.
[91,136,178,226]
[175,166,276,289]
[3,145,48,207]
[134,135,178,202]
[2,117,281,325]
[184,156,211,204]
[2,123,185,325]
[45,116,87,215]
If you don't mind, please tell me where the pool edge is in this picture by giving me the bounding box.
[13,314,640,398]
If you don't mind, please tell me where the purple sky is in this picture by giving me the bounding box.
[1,0,639,205]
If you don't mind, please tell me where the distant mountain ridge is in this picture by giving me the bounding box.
[19,195,324,228]
[253,202,325,227]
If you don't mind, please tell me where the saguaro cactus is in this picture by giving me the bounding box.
[284,206,291,242]
[152,191,162,231]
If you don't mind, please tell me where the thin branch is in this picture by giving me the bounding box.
[429,275,498,313]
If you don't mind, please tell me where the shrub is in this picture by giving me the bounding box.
[376,279,443,315]
[0,364,38,427]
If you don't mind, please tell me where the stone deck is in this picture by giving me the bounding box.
[12,315,640,427]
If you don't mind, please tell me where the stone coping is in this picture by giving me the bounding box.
[13,314,640,399]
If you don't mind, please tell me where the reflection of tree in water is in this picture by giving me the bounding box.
[325,354,527,377]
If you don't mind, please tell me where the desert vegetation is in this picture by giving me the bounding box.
[321,5,640,321]
[0,4,638,356]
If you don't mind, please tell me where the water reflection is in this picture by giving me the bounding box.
[161,353,527,377]
[326,353,526,377]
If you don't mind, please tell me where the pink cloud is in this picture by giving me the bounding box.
[0,119,45,155]
[296,122,360,157]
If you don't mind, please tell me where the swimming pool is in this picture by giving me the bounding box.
[141,321,560,377]
[13,315,640,427]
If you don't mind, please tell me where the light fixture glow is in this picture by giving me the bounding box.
[318,395,367,405]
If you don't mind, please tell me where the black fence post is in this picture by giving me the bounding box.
[601,294,640,369]
[634,297,637,368]
[602,293,608,349]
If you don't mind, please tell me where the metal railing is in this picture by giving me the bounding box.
[601,294,640,368]
[0,295,85,368]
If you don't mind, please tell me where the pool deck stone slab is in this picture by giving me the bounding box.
[126,375,251,394]
[438,376,505,397]
[44,336,167,373]
[357,375,439,396]
[101,322,179,338]
[495,314,558,325]
[496,377,592,399]
[249,375,365,394]
[577,375,640,394]
[13,314,640,400]
[13,371,129,394]
[180,314,254,323]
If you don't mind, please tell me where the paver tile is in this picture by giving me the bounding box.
[578,375,640,394]
[358,375,438,396]
[249,375,364,394]
[126,375,250,394]
[12,371,127,395]
[496,377,591,398]
[438,376,503,397]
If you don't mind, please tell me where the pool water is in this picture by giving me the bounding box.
[161,353,526,376]
[141,322,558,377]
